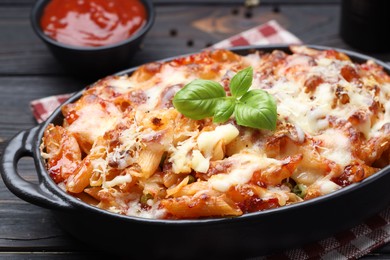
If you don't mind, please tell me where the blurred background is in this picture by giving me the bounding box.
[1,0,389,80]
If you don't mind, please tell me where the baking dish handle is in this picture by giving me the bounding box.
[1,126,74,211]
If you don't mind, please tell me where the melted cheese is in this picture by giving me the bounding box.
[191,150,209,173]
[43,47,390,219]
[317,179,341,195]
[197,124,239,158]
[373,100,390,133]
[158,65,191,87]
[138,85,165,111]
[107,76,134,92]
[104,174,132,188]
[316,128,352,167]
[209,154,281,192]
[67,102,120,146]
[262,186,290,206]
[169,137,197,173]
[209,166,256,193]
[292,171,322,186]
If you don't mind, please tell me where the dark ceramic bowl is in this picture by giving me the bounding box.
[30,0,155,78]
[1,45,390,259]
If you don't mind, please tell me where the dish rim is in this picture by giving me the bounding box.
[37,44,390,225]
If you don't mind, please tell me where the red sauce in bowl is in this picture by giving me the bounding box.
[40,0,147,47]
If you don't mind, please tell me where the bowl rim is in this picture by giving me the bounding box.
[37,44,390,225]
[30,0,155,51]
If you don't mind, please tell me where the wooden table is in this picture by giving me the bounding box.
[1,0,390,258]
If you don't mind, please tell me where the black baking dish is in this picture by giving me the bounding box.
[1,45,390,259]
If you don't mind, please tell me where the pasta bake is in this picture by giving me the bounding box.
[41,46,390,219]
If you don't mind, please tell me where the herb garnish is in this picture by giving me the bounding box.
[172,67,277,130]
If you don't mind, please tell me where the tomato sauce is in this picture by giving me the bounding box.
[40,0,147,47]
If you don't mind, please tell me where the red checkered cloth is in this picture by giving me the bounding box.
[30,93,72,123]
[212,19,301,49]
[29,20,390,259]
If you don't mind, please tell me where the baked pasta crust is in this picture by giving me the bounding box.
[41,46,390,219]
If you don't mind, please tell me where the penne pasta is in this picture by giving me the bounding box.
[137,144,165,178]
[66,158,94,193]
[41,47,390,219]
[161,193,242,219]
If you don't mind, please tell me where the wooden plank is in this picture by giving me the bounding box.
[0,203,78,249]
[0,76,86,137]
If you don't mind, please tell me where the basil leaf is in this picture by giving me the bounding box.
[173,79,226,120]
[213,98,236,123]
[235,89,277,130]
[230,66,253,98]
[172,67,278,132]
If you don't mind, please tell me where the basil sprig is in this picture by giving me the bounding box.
[173,67,277,131]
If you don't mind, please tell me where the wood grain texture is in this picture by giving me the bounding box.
[0,1,389,259]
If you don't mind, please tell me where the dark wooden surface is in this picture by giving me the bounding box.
[1,0,390,259]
